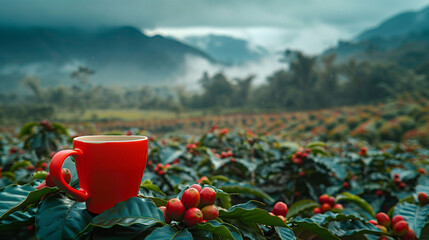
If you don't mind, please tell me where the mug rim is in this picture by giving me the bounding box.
[73,135,148,143]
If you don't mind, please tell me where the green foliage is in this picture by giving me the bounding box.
[145,225,192,240]
[76,197,165,239]
[1,122,429,239]
[393,202,429,238]
[286,199,319,219]
[0,183,57,222]
[36,193,93,240]
[18,120,69,158]
[336,192,376,218]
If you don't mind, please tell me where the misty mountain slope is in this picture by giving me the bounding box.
[357,5,429,40]
[0,26,215,90]
[183,34,268,64]
[323,4,429,69]
[91,27,214,69]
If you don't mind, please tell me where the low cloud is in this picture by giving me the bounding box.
[174,54,286,92]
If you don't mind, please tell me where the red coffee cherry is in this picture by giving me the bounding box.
[158,206,171,223]
[199,187,216,207]
[184,207,203,226]
[319,194,330,204]
[277,215,286,223]
[181,188,200,209]
[201,205,219,221]
[333,204,343,210]
[272,202,288,217]
[393,221,409,236]
[375,225,388,233]
[62,168,71,184]
[375,190,384,196]
[376,212,390,227]
[45,173,56,187]
[418,192,429,204]
[401,228,416,240]
[41,162,48,170]
[197,176,209,184]
[166,198,185,221]
[391,215,404,227]
[368,220,378,225]
[321,203,331,213]
[190,184,202,192]
[313,207,322,214]
[328,197,336,207]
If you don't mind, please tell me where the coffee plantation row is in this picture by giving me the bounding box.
[0,121,429,239]
[58,95,429,147]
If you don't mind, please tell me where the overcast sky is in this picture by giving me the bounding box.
[2,0,429,53]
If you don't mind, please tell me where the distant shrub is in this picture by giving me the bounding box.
[328,124,349,141]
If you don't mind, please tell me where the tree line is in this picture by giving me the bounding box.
[181,51,429,110]
[1,51,428,123]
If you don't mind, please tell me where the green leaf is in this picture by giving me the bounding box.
[420,222,429,240]
[393,202,429,238]
[223,222,244,240]
[193,220,236,240]
[140,179,166,196]
[231,158,257,172]
[140,196,168,207]
[0,172,16,182]
[289,217,340,240]
[416,185,429,195]
[18,122,38,138]
[76,197,165,238]
[286,199,319,219]
[275,226,297,240]
[233,221,265,240]
[218,192,232,210]
[160,147,184,164]
[387,195,415,217]
[336,192,375,218]
[52,122,69,136]
[0,209,36,232]
[311,212,382,238]
[9,160,33,172]
[0,183,58,221]
[391,168,418,181]
[326,220,382,238]
[145,225,192,240]
[306,141,327,149]
[36,193,93,240]
[32,171,48,180]
[89,225,154,240]
[218,182,274,202]
[210,175,230,182]
[310,146,329,156]
[313,157,346,181]
[219,201,287,227]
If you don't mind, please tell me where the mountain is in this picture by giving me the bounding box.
[357,5,429,40]
[183,34,268,64]
[323,4,429,69]
[0,26,214,92]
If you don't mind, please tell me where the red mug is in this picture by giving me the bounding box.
[49,135,148,214]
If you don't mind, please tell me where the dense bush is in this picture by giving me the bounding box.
[0,122,428,239]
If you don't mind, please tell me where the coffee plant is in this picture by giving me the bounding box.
[0,121,429,239]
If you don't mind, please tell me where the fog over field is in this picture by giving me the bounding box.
[1,0,428,93]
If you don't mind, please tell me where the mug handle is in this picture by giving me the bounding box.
[49,149,89,202]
